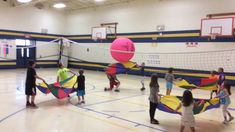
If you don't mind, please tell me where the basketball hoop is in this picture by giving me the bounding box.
[93,37,101,42]
[209,33,218,40]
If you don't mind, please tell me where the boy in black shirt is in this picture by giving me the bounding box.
[25,60,45,108]
[76,70,86,104]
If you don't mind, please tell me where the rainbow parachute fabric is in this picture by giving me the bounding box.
[106,61,137,75]
[174,77,218,90]
[36,75,77,99]
[157,95,220,115]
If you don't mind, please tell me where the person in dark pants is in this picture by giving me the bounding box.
[218,67,226,87]
[139,62,146,91]
[25,60,45,108]
[76,70,86,104]
[104,74,120,92]
[149,73,161,124]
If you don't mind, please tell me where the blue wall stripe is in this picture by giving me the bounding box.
[1,29,235,42]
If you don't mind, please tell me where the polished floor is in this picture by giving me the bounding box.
[0,69,234,132]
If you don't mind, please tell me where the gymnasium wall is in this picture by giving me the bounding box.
[66,0,235,34]
[0,38,60,68]
[36,41,60,68]
[0,1,66,34]
[66,0,235,84]
[0,1,64,68]
[0,0,234,83]
[66,0,235,71]
[0,39,16,68]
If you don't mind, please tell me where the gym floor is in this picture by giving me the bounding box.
[0,69,234,132]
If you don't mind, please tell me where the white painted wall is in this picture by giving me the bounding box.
[0,39,16,60]
[66,0,235,34]
[67,0,235,72]
[36,41,60,60]
[0,1,64,62]
[0,39,60,61]
[0,0,235,72]
[0,1,66,34]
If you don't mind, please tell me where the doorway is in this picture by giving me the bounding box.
[16,39,36,68]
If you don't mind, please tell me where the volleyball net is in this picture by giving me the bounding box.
[1,37,234,73]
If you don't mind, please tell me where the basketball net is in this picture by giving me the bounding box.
[209,33,217,40]
[93,37,102,42]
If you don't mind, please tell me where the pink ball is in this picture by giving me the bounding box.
[110,38,135,62]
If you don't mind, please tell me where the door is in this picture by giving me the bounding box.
[16,40,36,68]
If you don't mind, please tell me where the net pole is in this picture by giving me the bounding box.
[58,38,63,62]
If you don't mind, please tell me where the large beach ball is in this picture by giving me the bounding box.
[110,38,135,62]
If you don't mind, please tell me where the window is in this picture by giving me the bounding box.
[15,39,31,46]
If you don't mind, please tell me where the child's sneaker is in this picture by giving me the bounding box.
[151,119,159,125]
[223,120,229,124]
[114,89,120,92]
[104,88,111,91]
[81,101,85,104]
[26,102,31,108]
[31,103,38,109]
[229,116,234,122]
[140,87,145,91]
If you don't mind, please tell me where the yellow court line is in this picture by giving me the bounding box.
[64,107,139,132]
[89,93,148,108]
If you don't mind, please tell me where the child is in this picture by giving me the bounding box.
[175,90,195,132]
[149,73,161,125]
[218,67,226,87]
[165,67,175,95]
[57,62,76,97]
[139,62,146,91]
[57,62,76,82]
[215,82,234,124]
[25,60,45,108]
[76,70,86,104]
[104,74,120,92]
[209,70,219,99]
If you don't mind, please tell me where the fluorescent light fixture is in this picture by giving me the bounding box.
[53,3,66,9]
[17,0,32,3]
[94,0,105,2]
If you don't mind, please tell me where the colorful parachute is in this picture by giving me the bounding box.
[157,95,220,115]
[106,61,137,75]
[36,75,77,99]
[174,77,218,90]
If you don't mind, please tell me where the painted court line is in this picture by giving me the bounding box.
[83,94,145,107]
[0,108,26,123]
[102,110,120,113]
[228,108,235,111]
[77,107,167,132]
[129,110,146,113]
[69,95,166,132]
[0,99,58,123]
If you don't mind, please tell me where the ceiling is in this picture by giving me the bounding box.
[5,0,137,11]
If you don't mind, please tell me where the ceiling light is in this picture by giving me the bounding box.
[94,0,105,2]
[17,0,32,3]
[53,3,66,9]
